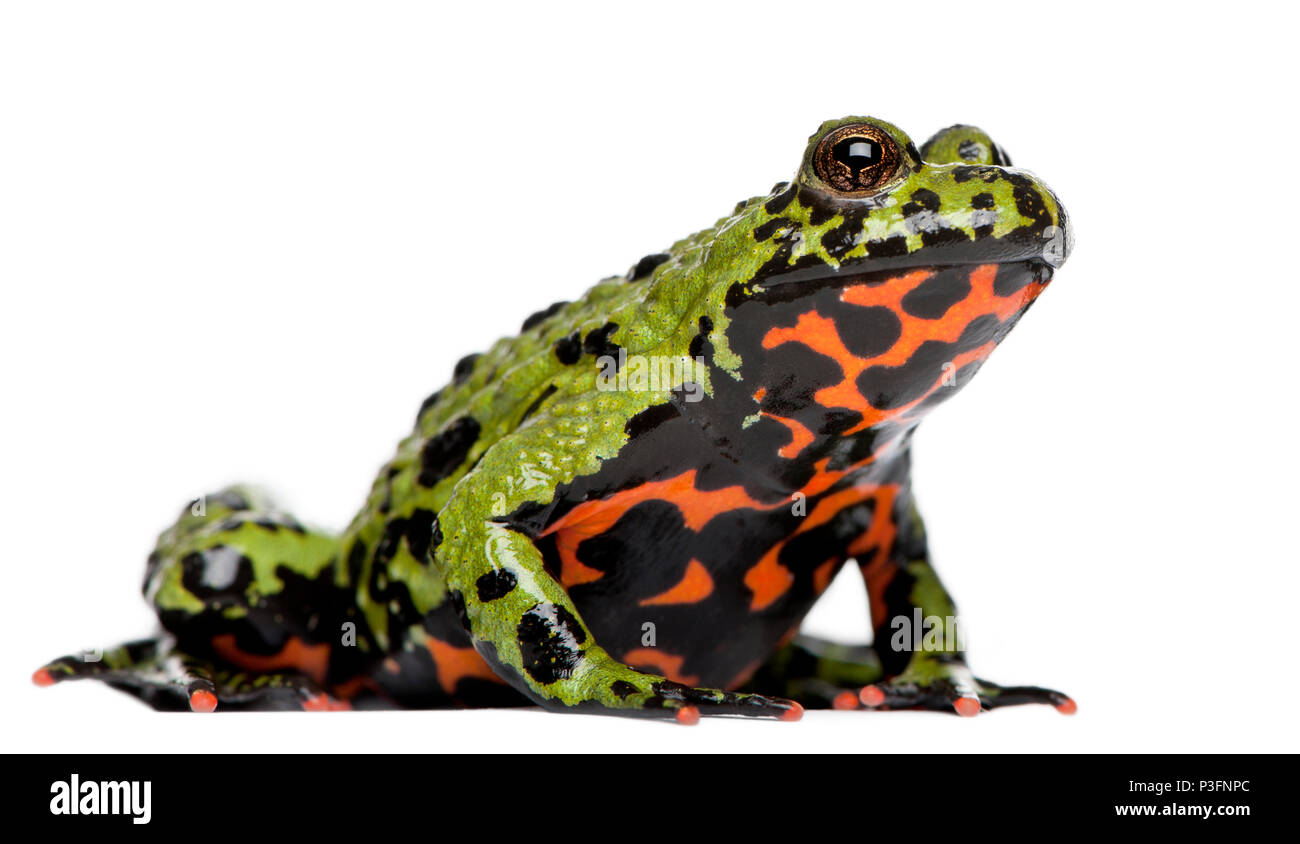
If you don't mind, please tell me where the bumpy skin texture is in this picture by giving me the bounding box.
[37,117,1075,721]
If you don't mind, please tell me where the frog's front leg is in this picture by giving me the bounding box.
[436,442,801,723]
[852,483,1076,717]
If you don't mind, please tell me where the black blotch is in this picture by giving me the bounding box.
[521,300,570,331]
[688,315,714,359]
[415,388,443,424]
[919,227,972,248]
[764,184,797,215]
[957,139,983,161]
[372,518,407,572]
[901,268,972,319]
[417,415,481,487]
[904,140,923,167]
[553,331,583,365]
[902,188,941,217]
[582,322,620,361]
[753,217,793,242]
[610,680,638,700]
[971,192,995,210]
[856,313,1001,409]
[346,541,367,585]
[520,384,558,423]
[179,546,254,603]
[866,235,909,258]
[821,207,870,259]
[405,508,438,562]
[476,569,518,602]
[516,603,587,684]
[628,253,670,282]
[992,263,1036,297]
[624,401,680,439]
[452,353,481,385]
[827,304,903,359]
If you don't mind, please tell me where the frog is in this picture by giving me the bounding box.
[35,116,1075,722]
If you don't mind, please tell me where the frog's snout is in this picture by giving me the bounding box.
[1041,193,1072,270]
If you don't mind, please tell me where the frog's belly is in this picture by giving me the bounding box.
[537,494,858,689]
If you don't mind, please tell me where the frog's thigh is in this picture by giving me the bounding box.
[143,487,367,701]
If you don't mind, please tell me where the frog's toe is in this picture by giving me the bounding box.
[974,680,1077,715]
[648,680,803,724]
[858,675,1075,717]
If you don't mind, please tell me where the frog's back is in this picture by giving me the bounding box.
[337,229,735,651]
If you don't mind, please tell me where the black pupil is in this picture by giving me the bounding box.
[833,137,879,171]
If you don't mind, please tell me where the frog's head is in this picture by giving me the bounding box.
[698,116,1070,439]
[775,115,1069,278]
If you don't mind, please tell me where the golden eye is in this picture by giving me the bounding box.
[813,124,902,195]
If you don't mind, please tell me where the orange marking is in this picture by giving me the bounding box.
[621,648,700,685]
[763,411,816,459]
[425,635,504,693]
[846,485,900,627]
[1056,697,1078,715]
[752,387,767,403]
[954,696,981,717]
[544,469,772,587]
[780,701,805,722]
[188,689,218,713]
[744,481,878,610]
[763,265,1044,435]
[812,557,837,594]
[859,685,885,706]
[639,558,714,606]
[744,547,795,611]
[32,668,55,687]
[211,634,330,685]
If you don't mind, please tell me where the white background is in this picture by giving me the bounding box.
[2,1,1296,754]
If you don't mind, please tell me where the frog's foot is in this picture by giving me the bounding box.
[547,653,803,724]
[856,660,1075,717]
[34,636,352,712]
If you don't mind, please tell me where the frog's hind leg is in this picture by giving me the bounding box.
[36,485,369,711]
[35,635,349,711]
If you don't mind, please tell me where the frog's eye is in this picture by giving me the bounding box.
[812,125,902,195]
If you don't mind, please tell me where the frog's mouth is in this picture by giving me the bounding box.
[753,211,1068,298]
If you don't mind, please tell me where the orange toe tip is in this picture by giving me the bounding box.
[779,701,804,722]
[954,696,981,717]
[302,693,331,712]
[859,685,885,707]
[188,689,218,713]
[675,705,700,726]
[32,668,55,687]
[832,691,859,710]
[1055,697,1078,715]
